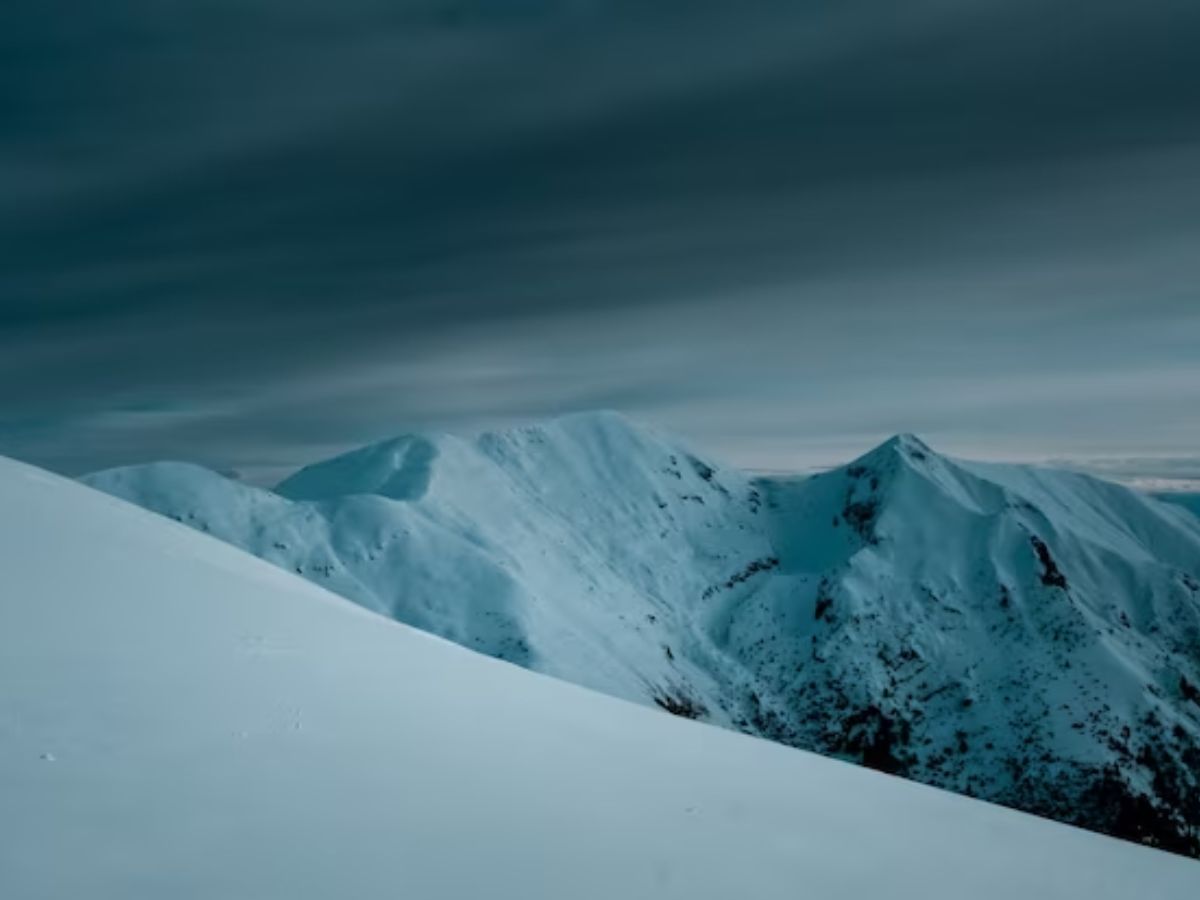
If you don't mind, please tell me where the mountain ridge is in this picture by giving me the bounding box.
[83,412,1200,855]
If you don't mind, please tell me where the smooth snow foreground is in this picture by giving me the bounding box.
[2,456,1197,898]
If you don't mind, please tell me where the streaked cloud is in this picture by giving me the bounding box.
[2,1,1198,477]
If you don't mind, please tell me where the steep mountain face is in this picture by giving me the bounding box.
[10,455,1200,897]
[751,435,1200,855]
[84,413,1200,855]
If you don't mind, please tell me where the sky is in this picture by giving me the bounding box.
[2,1,1199,483]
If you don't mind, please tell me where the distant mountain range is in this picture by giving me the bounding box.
[85,412,1200,855]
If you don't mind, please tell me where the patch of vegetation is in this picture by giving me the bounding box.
[1077,764,1199,857]
[814,582,834,622]
[700,556,781,600]
[1180,675,1200,706]
[747,487,763,514]
[832,705,914,775]
[1029,535,1068,589]
[651,685,707,720]
[686,455,727,495]
[842,499,879,541]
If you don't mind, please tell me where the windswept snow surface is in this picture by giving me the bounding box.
[85,412,1200,854]
[3,456,1199,897]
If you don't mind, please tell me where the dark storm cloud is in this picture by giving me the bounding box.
[2,1,1199,477]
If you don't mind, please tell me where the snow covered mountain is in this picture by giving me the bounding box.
[7,454,1200,896]
[84,412,1200,855]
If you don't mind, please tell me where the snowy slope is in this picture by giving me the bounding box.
[84,413,1200,854]
[9,457,1200,897]
[85,414,767,711]
[749,435,1200,853]
[1160,492,1200,522]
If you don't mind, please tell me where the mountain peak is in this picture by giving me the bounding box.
[881,432,934,457]
[485,409,657,451]
[844,432,937,476]
[275,433,449,502]
[272,412,667,504]
[893,431,929,448]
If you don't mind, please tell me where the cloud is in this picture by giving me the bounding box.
[2,0,1199,475]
